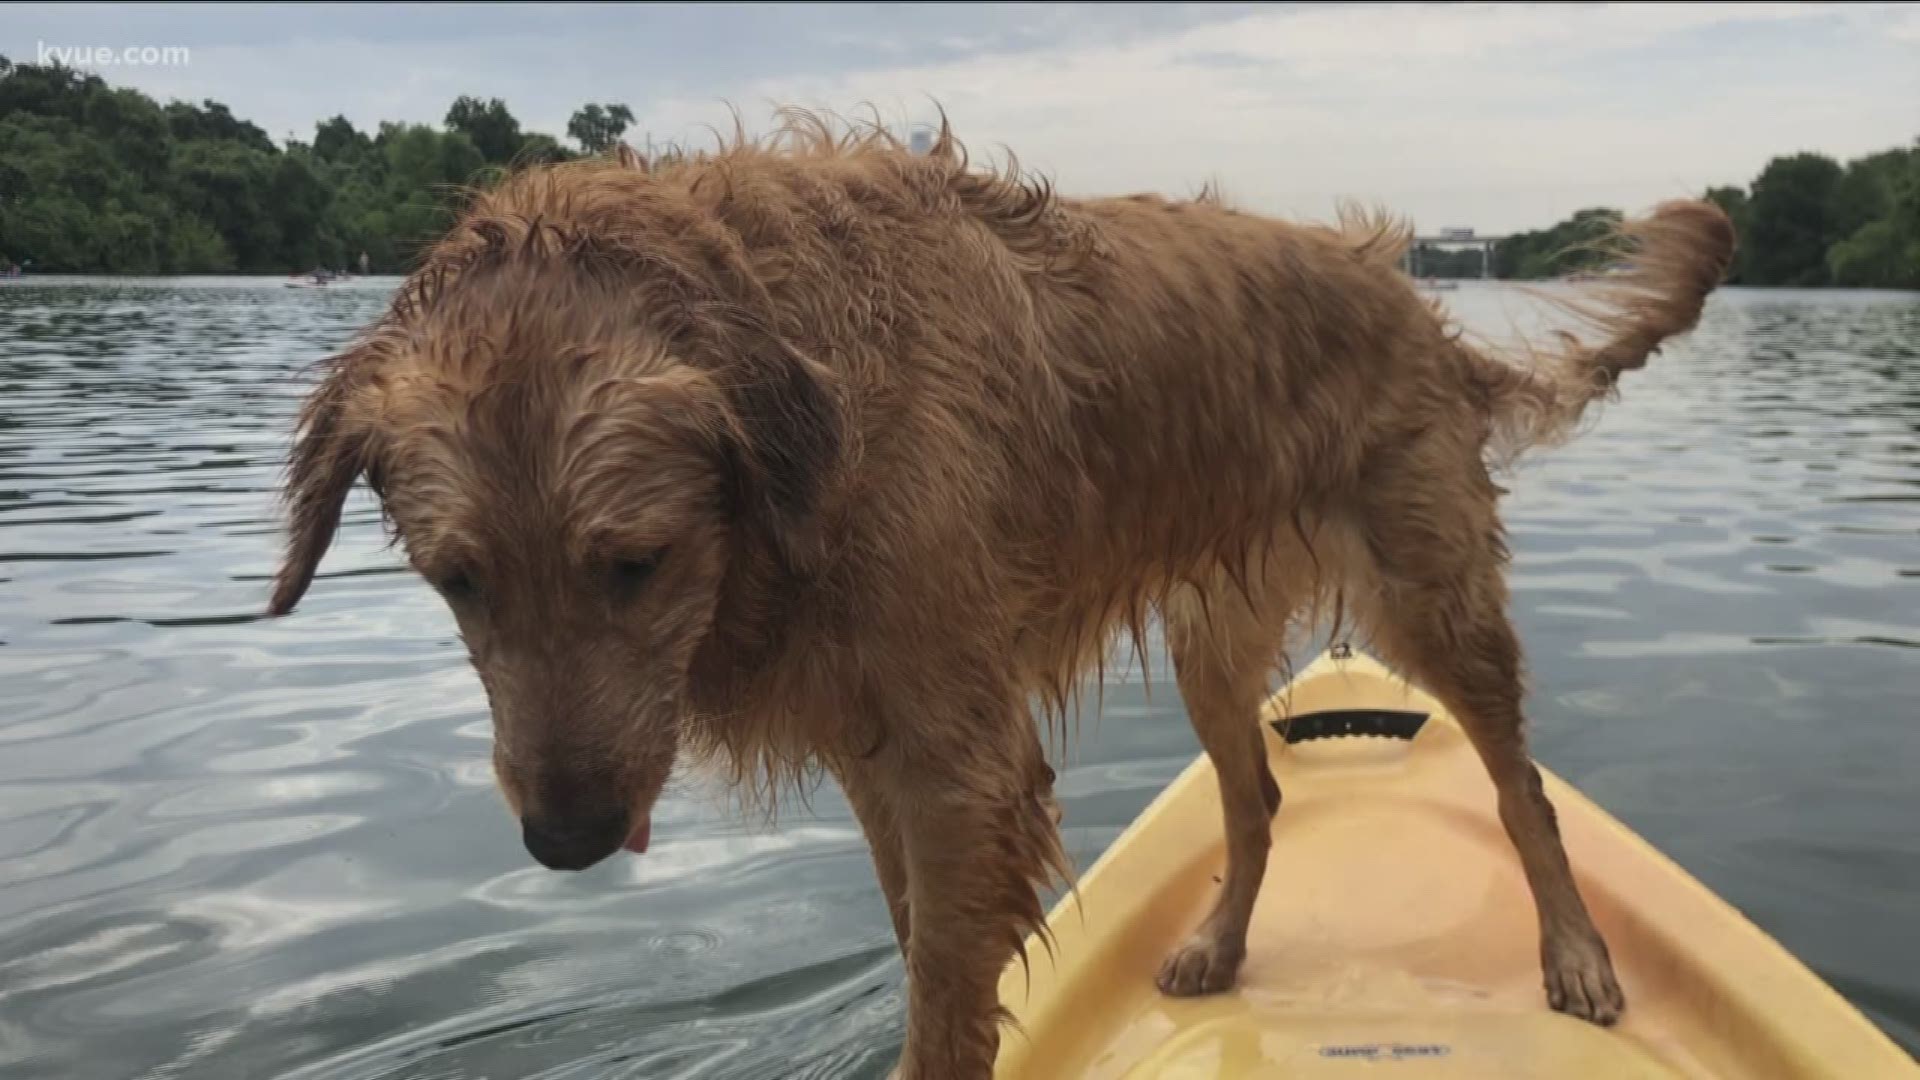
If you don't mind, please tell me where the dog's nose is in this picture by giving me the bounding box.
[521,808,628,871]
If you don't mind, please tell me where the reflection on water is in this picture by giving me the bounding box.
[1,277,1916,1078]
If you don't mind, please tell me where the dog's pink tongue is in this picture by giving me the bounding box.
[623,814,651,854]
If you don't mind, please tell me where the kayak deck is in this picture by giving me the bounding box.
[994,649,1915,1078]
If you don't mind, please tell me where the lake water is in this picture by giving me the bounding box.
[1,277,1916,1079]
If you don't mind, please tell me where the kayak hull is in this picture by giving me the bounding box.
[994,649,1915,1078]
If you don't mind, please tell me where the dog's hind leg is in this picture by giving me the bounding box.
[1155,575,1289,997]
[1358,441,1624,1025]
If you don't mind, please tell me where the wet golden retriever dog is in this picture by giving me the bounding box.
[267,115,1733,1078]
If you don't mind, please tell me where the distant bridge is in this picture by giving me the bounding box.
[1405,231,1510,280]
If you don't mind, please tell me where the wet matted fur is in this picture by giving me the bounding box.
[268,114,1735,1078]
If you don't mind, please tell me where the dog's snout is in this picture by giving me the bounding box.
[521,808,629,871]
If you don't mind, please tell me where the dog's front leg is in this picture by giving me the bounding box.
[832,760,912,952]
[873,697,1063,1080]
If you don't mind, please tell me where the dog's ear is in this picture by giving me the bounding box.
[268,353,376,616]
[703,310,844,577]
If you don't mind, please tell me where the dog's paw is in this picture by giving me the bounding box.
[1542,933,1625,1025]
[1154,932,1245,997]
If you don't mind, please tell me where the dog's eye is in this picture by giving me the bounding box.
[609,550,665,599]
[437,571,477,602]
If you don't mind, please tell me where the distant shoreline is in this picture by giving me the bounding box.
[4,52,1913,288]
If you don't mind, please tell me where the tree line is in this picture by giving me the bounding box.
[1,55,1914,288]
[0,56,638,274]
[1476,143,1918,288]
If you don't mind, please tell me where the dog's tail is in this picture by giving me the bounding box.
[1470,199,1735,464]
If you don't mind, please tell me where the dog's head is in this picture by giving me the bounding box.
[267,233,841,872]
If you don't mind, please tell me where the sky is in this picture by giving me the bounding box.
[5,1,1917,233]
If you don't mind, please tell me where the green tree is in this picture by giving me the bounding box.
[89,87,170,182]
[5,194,92,271]
[269,151,332,268]
[1827,221,1913,288]
[379,123,484,195]
[1703,185,1752,283]
[164,212,235,272]
[1406,244,1490,279]
[372,124,486,264]
[0,58,99,122]
[1832,148,1913,237]
[567,102,634,153]
[164,99,275,153]
[1493,208,1624,280]
[0,54,573,274]
[1825,144,1920,290]
[1743,152,1844,287]
[313,115,373,164]
[514,131,576,165]
[169,140,282,269]
[445,95,524,164]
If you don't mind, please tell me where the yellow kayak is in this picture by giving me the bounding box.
[994,648,1917,1078]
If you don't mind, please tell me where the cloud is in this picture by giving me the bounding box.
[633,2,1918,230]
[1889,6,1920,43]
